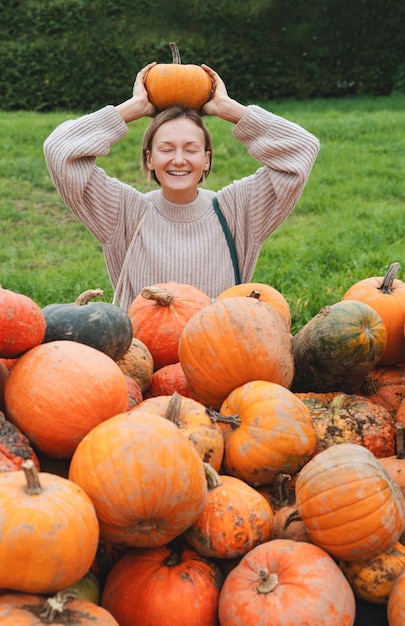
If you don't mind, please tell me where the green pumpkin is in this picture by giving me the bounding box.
[42,289,133,361]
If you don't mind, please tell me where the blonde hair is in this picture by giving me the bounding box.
[142,107,213,184]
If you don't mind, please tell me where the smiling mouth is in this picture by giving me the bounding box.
[168,171,190,176]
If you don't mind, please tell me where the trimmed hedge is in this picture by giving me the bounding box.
[1,0,404,111]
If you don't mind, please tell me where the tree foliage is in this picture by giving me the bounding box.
[0,0,403,111]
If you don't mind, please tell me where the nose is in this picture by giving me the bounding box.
[172,149,186,164]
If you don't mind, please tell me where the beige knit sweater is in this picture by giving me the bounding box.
[43,104,320,310]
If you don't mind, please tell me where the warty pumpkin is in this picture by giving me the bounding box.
[68,410,208,547]
[296,391,396,458]
[0,410,40,472]
[0,285,46,358]
[218,539,356,626]
[294,443,405,561]
[0,590,119,625]
[144,42,213,111]
[42,288,133,361]
[101,541,223,626]
[179,297,294,410]
[0,460,99,594]
[4,340,129,458]
[116,336,154,392]
[340,541,405,604]
[291,299,387,393]
[342,262,405,365]
[216,379,316,487]
[128,281,211,371]
[184,462,274,558]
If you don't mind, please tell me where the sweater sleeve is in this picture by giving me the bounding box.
[217,104,320,245]
[43,106,145,244]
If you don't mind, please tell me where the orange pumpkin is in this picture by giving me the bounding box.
[132,392,224,471]
[396,396,405,423]
[101,542,222,626]
[144,361,199,400]
[0,286,46,358]
[0,460,99,594]
[179,297,294,410]
[342,262,405,365]
[184,463,274,558]
[0,590,119,625]
[4,340,129,458]
[379,422,405,496]
[359,365,405,418]
[340,541,405,604]
[387,565,405,625]
[218,539,356,626]
[69,411,208,547]
[294,443,405,561]
[128,282,210,371]
[217,380,316,486]
[145,42,212,111]
[217,281,291,331]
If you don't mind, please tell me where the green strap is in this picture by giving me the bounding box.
[212,196,242,285]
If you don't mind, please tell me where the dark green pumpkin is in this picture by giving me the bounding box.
[42,289,133,361]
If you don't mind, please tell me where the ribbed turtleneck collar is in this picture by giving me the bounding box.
[145,188,215,223]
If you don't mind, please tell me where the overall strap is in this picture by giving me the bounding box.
[212,196,242,285]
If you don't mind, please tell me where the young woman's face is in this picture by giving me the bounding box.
[146,117,211,203]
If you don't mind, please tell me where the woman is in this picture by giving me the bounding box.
[43,62,320,310]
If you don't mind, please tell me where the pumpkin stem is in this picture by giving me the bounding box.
[273,472,294,507]
[39,589,79,621]
[257,568,278,594]
[22,459,43,495]
[203,461,223,490]
[165,391,183,427]
[329,393,347,411]
[205,407,241,429]
[74,288,104,306]
[360,373,377,395]
[284,508,302,529]
[169,41,181,64]
[379,262,401,294]
[395,422,405,459]
[248,290,262,299]
[140,286,174,306]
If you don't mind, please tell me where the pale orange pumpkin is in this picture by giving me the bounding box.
[101,542,222,626]
[179,297,294,410]
[0,460,99,594]
[218,539,356,626]
[4,340,129,458]
[294,443,405,561]
[217,380,316,487]
[387,565,405,625]
[69,410,208,547]
[145,42,213,111]
[342,262,405,365]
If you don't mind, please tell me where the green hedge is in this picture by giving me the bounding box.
[1,0,404,111]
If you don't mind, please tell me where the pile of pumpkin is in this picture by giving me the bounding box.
[0,261,405,625]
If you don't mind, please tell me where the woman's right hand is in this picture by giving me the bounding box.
[116,62,157,122]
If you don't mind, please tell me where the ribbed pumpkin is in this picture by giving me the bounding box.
[134,392,224,471]
[0,286,46,358]
[342,262,405,365]
[68,411,207,547]
[340,541,405,604]
[217,380,316,486]
[179,297,294,410]
[184,463,274,558]
[217,281,291,330]
[144,42,212,111]
[291,299,387,393]
[0,460,99,594]
[296,391,396,458]
[128,282,210,371]
[101,542,223,626]
[294,443,405,561]
[4,340,129,458]
[0,590,119,625]
[387,565,405,625]
[218,539,356,626]
[42,288,133,361]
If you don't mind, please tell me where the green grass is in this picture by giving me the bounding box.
[1,94,404,333]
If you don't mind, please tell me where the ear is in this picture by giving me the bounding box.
[204,150,211,171]
[146,149,154,171]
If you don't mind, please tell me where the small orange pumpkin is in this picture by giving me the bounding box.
[342,262,405,365]
[145,42,212,111]
[218,539,356,626]
[0,286,46,358]
[0,460,99,594]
